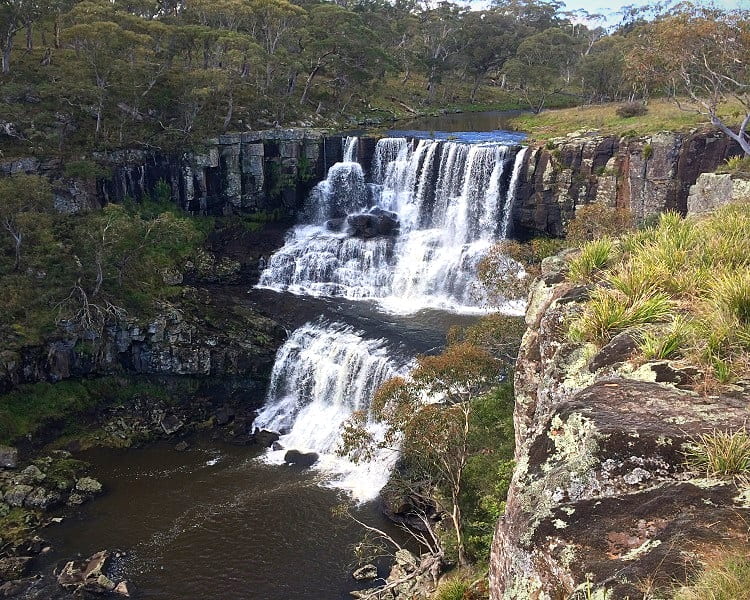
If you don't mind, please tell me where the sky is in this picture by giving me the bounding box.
[561,0,748,23]
[466,0,749,23]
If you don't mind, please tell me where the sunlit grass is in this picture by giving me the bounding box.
[569,203,750,382]
[511,98,745,140]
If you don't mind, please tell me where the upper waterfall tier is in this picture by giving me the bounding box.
[258,137,527,314]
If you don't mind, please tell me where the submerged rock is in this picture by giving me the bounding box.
[75,477,103,494]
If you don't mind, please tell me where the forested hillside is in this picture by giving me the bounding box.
[2,0,747,156]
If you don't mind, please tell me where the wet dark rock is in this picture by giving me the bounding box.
[352,564,378,581]
[159,415,184,436]
[253,429,280,448]
[174,441,189,452]
[271,441,283,451]
[588,332,637,372]
[57,550,110,592]
[0,447,18,469]
[347,212,399,238]
[325,218,345,232]
[214,407,234,426]
[283,450,318,468]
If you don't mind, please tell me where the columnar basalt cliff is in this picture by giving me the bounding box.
[511,130,741,237]
[489,256,750,599]
[0,130,379,216]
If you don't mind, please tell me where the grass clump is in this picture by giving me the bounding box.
[716,155,750,178]
[434,578,469,600]
[615,102,649,118]
[675,554,750,600]
[568,238,617,282]
[568,203,750,382]
[684,429,750,477]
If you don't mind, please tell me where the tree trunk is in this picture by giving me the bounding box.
[54,18,60,49]
[300,63,322,106]
[25,22,32,51]
[223,90,233,130]
[470,74,483,103]
[2,33,13,75]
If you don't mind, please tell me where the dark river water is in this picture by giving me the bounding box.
[44,439,396,600]
[41,292,479,600]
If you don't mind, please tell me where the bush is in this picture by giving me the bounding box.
[63,160,111,180]
[716,155,750,178]
[567,204,633,245]
[615,102,648,118]
[435,578,469,600]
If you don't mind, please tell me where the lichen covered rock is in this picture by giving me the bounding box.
[489,258,750,599]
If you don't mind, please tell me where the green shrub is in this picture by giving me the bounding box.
[568,238,617,282]
[615,102,648,118]
[716,155,750,177]
[435,578,469,600]
[642,144,654,160]
[570,287,672,344]
[63,160,110,180]
[684,429,750,477]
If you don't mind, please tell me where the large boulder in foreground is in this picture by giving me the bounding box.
[489,259,750,599]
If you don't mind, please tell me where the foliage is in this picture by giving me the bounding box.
[615,102,648,118]
[0,376,173,444]
[342,340,501,567]
[63,159,110,180]
[568,238,616,281]
[684,429,750,477]
[477,238,564,305]
[716,156,750,178]
[626,5,750,155]
[568,203,750,382]
[434,578,469,600]
[675,554,750,600]
[0,176,208,348]
[566,204,633,245]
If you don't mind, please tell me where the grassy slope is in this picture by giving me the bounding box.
[509,99,745,141]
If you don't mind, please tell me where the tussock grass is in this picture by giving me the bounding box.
[568,203,750,382]
[675,555,750,600]
[684,429,750,477]
[568,238,616,282]
[434,578,469,600]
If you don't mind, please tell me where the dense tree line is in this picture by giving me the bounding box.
[0,0,748,153]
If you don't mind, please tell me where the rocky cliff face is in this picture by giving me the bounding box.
[0,129,380,216]
[0,292,284,394]
[489,256,750,599]
[512,130,742,237]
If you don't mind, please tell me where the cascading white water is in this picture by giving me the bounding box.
[258,136,528,314]
[253,320,407,502]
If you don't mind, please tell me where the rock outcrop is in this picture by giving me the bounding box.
[0,129,379,217]
[512,130,742,237]
[489,256,750,599]
[687,172,750,214]
[0,293,283,393]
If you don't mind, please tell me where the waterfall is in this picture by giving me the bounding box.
[500,147,528,239]
[253,320,407,502]
[258,136,526,315]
